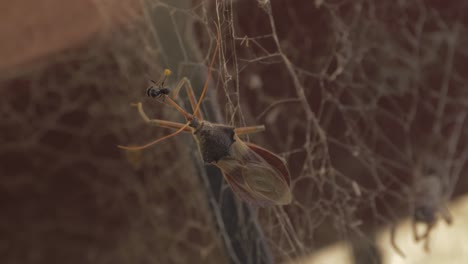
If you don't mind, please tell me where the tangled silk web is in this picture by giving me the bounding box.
[1,0,467,263]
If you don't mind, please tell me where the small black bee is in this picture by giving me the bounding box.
[146,69,171,99]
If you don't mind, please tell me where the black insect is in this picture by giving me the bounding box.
[146,69,171,99]
[146,83,170,98]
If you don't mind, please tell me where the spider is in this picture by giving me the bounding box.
[118,28,292,206]
[390,158,453,257]
[409,173,452,252]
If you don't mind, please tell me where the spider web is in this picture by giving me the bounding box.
[1,0,467,264]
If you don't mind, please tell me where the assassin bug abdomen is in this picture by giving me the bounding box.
[217,139,292,206]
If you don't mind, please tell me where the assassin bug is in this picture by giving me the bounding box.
[118,29,292,206]
[146,69,171,99]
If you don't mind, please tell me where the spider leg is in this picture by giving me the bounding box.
[441,205,453,225]
[235,125,266,135]
[422,223,434,240]
[171,77,204,121]
[390,223,406,257]
[421,223,434,253]
[412,220,421,241]
[132,102,191,132]
[414,222,433,243]
[423,231,431,252]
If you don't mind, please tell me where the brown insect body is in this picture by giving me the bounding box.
[190,118,292,206]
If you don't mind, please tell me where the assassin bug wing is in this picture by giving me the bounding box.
[223,170,277,207]
[217,142,292,206]
[245,142,291,186]
[242,162,292,205]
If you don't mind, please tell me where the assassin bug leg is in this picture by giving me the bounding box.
[235,125,265,135]
[126,102,265,135]
[130,102,192,132]
[163,97,193,120]
[171,77,203,120]
[168,76,264,134]
[127,102,263,136]
[117,122,190,151]
[117,103,191,151]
